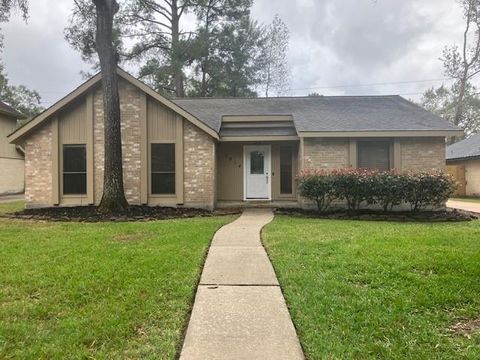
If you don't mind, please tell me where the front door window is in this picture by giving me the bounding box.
[250,151,265,174]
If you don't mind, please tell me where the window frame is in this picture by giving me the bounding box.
[150,142,177,196]
[356,140,393,171]
[61,144,87,196]
[279,145,294,195]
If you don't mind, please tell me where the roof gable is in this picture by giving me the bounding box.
[8,68,218,143]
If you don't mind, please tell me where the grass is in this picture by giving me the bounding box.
[450,197,480,204]
[0,202,234,359]
[263,216,480,359]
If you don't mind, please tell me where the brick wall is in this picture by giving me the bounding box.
[183,121,216,209]
[93,80,142,204]
[400,137,445,171]
[303,138,349,169]
[24,123,52,207]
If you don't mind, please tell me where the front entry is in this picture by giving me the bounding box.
[244,145,271,200]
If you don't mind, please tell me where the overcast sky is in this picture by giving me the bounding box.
[1,0,465,107]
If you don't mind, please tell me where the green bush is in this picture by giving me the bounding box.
[330,169,376,210]
[403,171,457,211]
[297,169,456,212]
[297,169,335,211]
[372,172,406,211]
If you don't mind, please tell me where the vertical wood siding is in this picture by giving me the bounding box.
[0,115,22,159]
[146,96,184,205]
[59,99,87,144]
[217,142,298,201]
[58,97,89,204]
[147,97,177,142]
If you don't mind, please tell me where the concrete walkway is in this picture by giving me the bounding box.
[180,209,304,360]
[0,194,24,203]
[447,199,480,214]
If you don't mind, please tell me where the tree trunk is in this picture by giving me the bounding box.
[200,1,212,97]
[454,70,468,127]
[94,0,129,213]
[171,0,184,97]
[451,71,468,144]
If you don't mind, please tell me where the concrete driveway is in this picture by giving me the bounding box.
[447,199,480,214]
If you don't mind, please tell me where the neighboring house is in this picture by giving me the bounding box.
[446,134,480,197]
[0,101,25,195]
[8,68,461,209]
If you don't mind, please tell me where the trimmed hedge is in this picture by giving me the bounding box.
[297,169,457,212]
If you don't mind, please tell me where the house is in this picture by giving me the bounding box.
[0,101,25,195]
[7,68,462,209]
[446,134,480,197]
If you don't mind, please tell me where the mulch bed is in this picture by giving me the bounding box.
[3,205,241,222]
[274,208,479,222]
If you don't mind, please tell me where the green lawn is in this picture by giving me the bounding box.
[263,216,480,359]
[0,202,233,359]
[451,197,480,204]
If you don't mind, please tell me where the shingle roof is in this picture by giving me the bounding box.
[0,100,23,118]
[446,133,480,160]
[172,95,459,133]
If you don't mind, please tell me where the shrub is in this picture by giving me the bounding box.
[297,169,335,211]
[297,168,457,212]
[332,169,375,210]
[372,171,405,211]
[403,171,457,211]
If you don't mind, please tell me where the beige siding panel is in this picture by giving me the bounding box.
[86,93,94,204]
[0,115,22,159]
[51,117,59,205]
[140,93,148,204]
[147,96,177,142]
[0,158,24,194]
[465,159,480,196]
[217,143,244,201]
[217,142,298,201]
[59,98,87,144]
[58,97,89,205]
[447,164,466,196]
[146,96,184,205]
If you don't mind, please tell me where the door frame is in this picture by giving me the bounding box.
[243,145,272,201]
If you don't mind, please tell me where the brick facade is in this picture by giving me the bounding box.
[20,78,446,210]
[303,138,349,169]
[23,80,216,209]
[400,137,445,171]
[24,123,52,206]
[183,121,216,209]
[302,137,446,172]
[93,81,143,204]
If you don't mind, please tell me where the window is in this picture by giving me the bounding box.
[151,143,175,194]
[357,141,391,170]
[280,146,293,194]
[250,151,264,174]
[63,144,87,195]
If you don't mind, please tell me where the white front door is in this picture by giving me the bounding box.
[244,145,271,200]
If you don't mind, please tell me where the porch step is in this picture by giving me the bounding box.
[216,200,299,208]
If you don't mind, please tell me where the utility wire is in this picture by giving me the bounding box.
[289,77,454,91]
